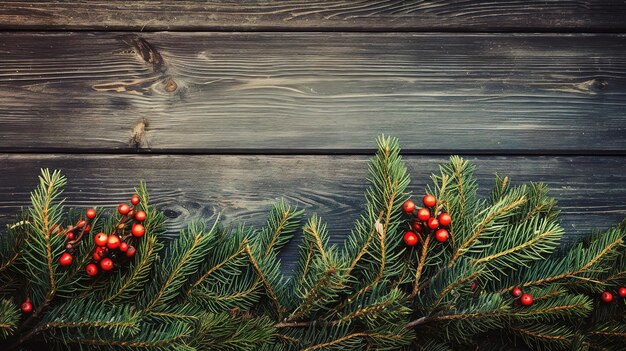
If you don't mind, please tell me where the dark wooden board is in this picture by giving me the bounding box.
[1,32,625,153]
[1,154,625,270]
[1,1,625,32]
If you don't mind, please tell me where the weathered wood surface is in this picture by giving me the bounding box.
[1,154,624,269]
[1,1,625,32]
[1,32,625,153]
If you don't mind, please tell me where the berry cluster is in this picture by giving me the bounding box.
[511,287,533,306]
[21,195,147,314]
[600,287,626,303]
[402,194,452,247]
[85,194,146,277]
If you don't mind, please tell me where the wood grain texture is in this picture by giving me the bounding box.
[1,154,625,270]
[1,32,625,153]
[1,1,625,31]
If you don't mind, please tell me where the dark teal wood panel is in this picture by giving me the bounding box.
[1,1,625,32]
[0,32,625,153]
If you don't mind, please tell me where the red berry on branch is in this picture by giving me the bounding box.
[601,291,614,303]
[412,222,423,233]
[619,287,626,298]
[21,298,32,314]
[76,220,86,228]
[471,282,477,291]
[67,233,75,241]
[118,204,131,215]
[423,194,436,208]
[59,252,73,266]
[86,208,96,219]
[128,209,135,217]
[403,231,419,246]
[427,217,439,230]
[520,293,533,306]
[435,228,449,242]
[134,210,147,222]
[438,213,452,227]
[84,224,91,233]
[119,242,129,252]
[100,258,114,271]
[131,195,140,205]
[95,233,108,247]
[126,246,136,257]
[93,248,106,261]
[512,287,523,297]
[417,208,430,221]
[107,235,121,250]
[86,263,98,276]
[402,200,415,214]
[131,223,145,237]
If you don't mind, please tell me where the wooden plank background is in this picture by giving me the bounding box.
[0,32,625,153]
[0,2,625,272]
[1,1,625,32]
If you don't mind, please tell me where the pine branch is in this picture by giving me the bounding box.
[245,245,286,316]
[144,220,219,311]
[0,300,19,339]
[412,234,432,296]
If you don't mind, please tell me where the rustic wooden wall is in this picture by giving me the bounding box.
[0,1,625,270]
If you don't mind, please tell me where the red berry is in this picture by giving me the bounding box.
[438,213,451,227]
[417,208,430,221]
[131,223,145,237]
[118,204,131,215]
[427,217,439,230]
[84,224,91,233]
[471,282,477,291]
[93,248,106,261]
[107,235,121,250]
[412,222,423,233]
[86,263,98,276]
[21,299,32,314]
[100,258,114,271]
[126,246,136,257]
[520,293,533,306]
[67,233,75,241]
[76,220,86,228]
[94,233,108,247]
[403,231,419,246]
[131,195,140,205]
[59,252,73,266]
[402,200,415,214]
[435,228,449,242]
[619,287,626,298]
[119,242,129,252]
[423,194,437,208]
[602,291,614,303]
[512,287,523,297]
[86,208,96,219]
[128,209,135,217]
[134,210,147,222]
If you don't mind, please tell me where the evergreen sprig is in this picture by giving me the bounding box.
[0,136,624,350]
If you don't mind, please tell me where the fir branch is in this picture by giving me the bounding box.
[245,245,285,316]
[301,332,369,351]
[144,220,219,311]
[186,240,247,296]
[287,266,337,322]
[449,195,528,267]
[104,235,161,303]
[0,300,19,339]
[412,234,432,296]
[499,227,624,293]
